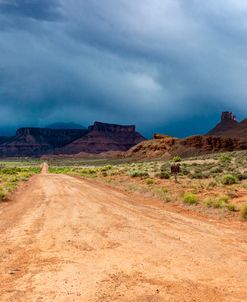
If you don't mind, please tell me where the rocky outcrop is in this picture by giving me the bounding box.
[207,112,247,139]
[0,127,88,157]
[126,135,247,160]
[153,134,172,140]
[57,122,145,154]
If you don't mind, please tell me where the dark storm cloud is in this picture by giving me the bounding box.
[0,0,62,21]
[0,0,247,137]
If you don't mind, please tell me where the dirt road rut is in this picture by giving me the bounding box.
[0,172,247,301]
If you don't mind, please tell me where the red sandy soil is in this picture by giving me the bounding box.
[0,168,247,301]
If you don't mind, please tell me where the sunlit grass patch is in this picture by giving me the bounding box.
[183,192,198,205]
[0,165,41,202]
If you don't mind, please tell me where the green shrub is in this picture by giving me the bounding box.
[204,196,238,211]
[183,193,197,205]
[181,168,190,176]
[219,154,231,163]
[159,172,170,179]
[156,188,171,202]
[0,190,7,201]
[101,165,113,172]
[191,172,205,179]
[129,170,149,178]
[161,187,168,193]
[205,196,229,209]
[241,203,247,220]
[207,181,217,189]
[146,178,154,185]
[218,196,229,204]
[226,204,237,212]
[210,167,223,174]
[1,168,18,175]
[236,172,247,181]
[172,156,182,163]
[221,174,237,185]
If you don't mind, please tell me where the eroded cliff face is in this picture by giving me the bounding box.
[0,127,88,157]
[88,122,136,133]
[0,122,145,157]
[57,122,145,154]
[126,135,247,159]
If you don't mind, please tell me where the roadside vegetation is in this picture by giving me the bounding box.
[0,160,41,202]
[48,150,247,221]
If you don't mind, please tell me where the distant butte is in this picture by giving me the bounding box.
[56,121,145,155]
[0,122,145,157]
[1,113,247,158]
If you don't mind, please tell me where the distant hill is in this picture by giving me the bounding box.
[46,122,86,129]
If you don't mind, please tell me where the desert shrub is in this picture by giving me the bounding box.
[241,203,247,220]
[227,190,238,199]
[146,178,154,185]
[172,156,182,163]
[205,198,226,209]
[129,170,149,178]
[215,196,228,208]
[207,181,217,189]
[183,192,197,205]
[88,169,97,174]
[156,188,171,202]
[219,154,231,163]
[235,172,247,181]
[218,196,229,203]
[191,162,198,166]
[221,174,237,185]
[159,163,170,179]
[160,163,169,171]
[161,187,168,193]
[233,172,243,181]
[159,172,170,179]
[210,167,223,174]
[226,204,237,212]
[181,168,190,176]
[205,199,216,208]
[241,172,247,180]
[204,196,237,211]
[0,168,18,175]
[202,172,210,178]
[0,190,7,201]
[101,165,113,172]
[190,171,206,179]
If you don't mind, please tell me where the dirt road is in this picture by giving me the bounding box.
[0,170,247,301]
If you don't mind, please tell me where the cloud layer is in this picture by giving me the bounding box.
[0,0,247,136]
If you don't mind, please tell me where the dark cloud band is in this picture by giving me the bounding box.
[0,0,62,21]
[0,0,246,137]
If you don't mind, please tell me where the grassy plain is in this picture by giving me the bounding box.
[0,159,41,201]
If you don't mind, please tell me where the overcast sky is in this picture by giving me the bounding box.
[0,0,247,137]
